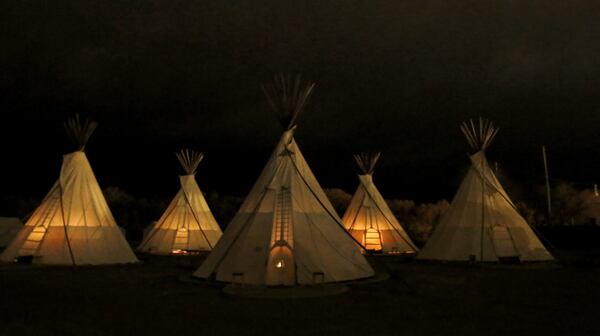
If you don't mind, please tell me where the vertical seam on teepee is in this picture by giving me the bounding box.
[181,185,213,250]
[472,155,556,259]
[359,180,418,251]
[480,154,486,261]
[207,157,287,279]
[286,148,369,252]
[345,187,364,232]
[288,190,371,279]
[369,199,384,250]
[138,195,179,252]
[58,180,76,266]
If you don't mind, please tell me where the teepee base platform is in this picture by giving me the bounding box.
[415,259,559,269]
[367,252,417,260]
[15,255,35,264]
[222,271,390,298]
[180,272,389,298]
[222,284,349,299]
[136,251,210,259]
[345,271,390,285]
[178,275,227,289]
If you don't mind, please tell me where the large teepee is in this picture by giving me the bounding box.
[342,153,418,254]
[0,116,138,265]
[138,150,222,254]
[417,118,553,262]
[194,74,374,286]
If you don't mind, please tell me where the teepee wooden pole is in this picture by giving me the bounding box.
[58,182,76,266]
[542,145,552,224]
[480,154,485,261]
[262,73,314,130]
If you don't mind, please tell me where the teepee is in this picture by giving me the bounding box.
[138,150,222,254]
[194,74,374,286]
[417,118,553,262]
[0,116,138,265]
[342,153,418,254]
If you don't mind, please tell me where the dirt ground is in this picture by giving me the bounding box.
[1,255,599,336]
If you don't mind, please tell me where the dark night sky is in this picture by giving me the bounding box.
[1,0,600,208]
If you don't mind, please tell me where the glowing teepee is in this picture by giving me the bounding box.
[138,150,222,254]
[0,116,138,265]
[417,118,553,262]
[342,153,418,254]
[194,74,374,286]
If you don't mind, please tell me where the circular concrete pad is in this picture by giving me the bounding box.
[180,272,389,298]
[222,283,349,299]
[345,271,390,285]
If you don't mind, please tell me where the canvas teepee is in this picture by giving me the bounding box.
[417,118,553,262]
[0,116,138,265]
[342,153,418,254]
[194,74,374,286]
[138,150,222,254]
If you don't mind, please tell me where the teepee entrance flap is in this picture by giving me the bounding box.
[490,226,519,258]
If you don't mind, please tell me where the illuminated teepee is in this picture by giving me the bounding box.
[417,118,553,262]
[342,153,418,254]
[0,116,138,265]
[194,74,374,286]
[138,150,222,255]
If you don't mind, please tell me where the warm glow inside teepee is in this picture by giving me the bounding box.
[0,115,138,265]
[364,227,383,251]
[137,149,222,255]
[342,152,418,255]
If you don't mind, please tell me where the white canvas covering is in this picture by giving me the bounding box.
[418,151,553,262]
[138,175,222,254]
[0,217,22,248]
[0,151,138,265]
[194,129,374,286]
[343,175,418,254]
